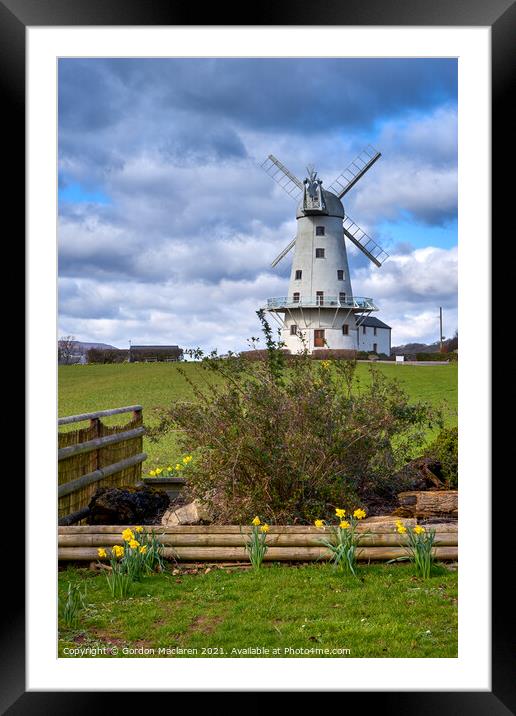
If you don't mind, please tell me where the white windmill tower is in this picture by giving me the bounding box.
[261,146,389,353]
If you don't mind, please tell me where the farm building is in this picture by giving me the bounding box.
[356,316,391,355]
[128,345,183,362]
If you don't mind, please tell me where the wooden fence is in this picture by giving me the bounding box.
[58,405,146,523]
[57,521,458,563]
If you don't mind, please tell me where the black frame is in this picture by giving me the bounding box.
[7,0,512,708]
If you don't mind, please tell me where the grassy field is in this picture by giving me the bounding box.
[58,562,457,658]
[58,361,457,469]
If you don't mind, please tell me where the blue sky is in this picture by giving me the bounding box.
[58,58,457,350]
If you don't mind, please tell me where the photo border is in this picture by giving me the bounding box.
[7,0,511,708]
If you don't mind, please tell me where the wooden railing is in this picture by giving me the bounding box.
[58,406,146,524]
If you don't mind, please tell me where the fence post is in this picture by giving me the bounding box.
[90,417,100,471]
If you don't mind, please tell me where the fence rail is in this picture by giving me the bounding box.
[58,405,146,523]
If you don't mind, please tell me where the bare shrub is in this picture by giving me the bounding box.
[151,311,442,524]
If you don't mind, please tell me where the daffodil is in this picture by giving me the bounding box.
[139,545,147,555]
[353,508,366,520]
[183,455,193,464]
[335,508,346,518]
[129,539,140,549]
[155,468,163,475]
[339,520,350,530]
[413,525,426,535]
[97,548,107,558]
[149,470,156,477]
[396,523,407,534]
[135,526,143,533]
[260,524,270,533]
[112,545,124,559]
[314,519,325,528]
[252,516,261,526]
[122,528,134,542]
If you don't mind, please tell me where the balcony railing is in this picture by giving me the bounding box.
[266,295,378,310]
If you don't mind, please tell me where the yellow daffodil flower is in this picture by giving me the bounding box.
[252,516,261,526]
[396,523,407,534]
[413,525,426,535]
[112,545,124,558]
[353,508,367,520]
[149,470,156,477]
[139,545,147,555]
[97,548,107,558]
[129,539,140,549]
[183,455,193,464]
[135,526,143,533]
[339,520,350,529]
[122,528,134,542]
[335,508,346,518]
[260,524,270,533]
[314,519,325,528]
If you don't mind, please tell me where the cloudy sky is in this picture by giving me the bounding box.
[58,58,457,351]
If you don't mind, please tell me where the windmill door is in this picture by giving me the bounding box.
[314,329,325,347]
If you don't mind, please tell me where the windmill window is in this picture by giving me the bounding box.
[316,226,325,236]
[373,343,378,353]
[337,270,344,280]
[293,292,300,303]
[339,292,346,304]
[342,324,349,336]
[290,324,298,335]
[374,327,377,336]
[316,291,324,306]
[315,248,325,258]
[362,325,366,334]
[295,270,302,280]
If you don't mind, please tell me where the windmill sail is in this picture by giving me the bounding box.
[271,237,297,268]
[343,216,389,267]
[261,155,304,200]
[327,145,381,199]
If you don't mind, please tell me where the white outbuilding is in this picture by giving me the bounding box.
[356,316,391,355]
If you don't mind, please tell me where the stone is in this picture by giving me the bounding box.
[161,499,213,526]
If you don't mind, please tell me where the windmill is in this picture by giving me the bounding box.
[260,145,390,353]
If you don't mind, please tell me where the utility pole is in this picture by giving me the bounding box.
[439,307,443,352]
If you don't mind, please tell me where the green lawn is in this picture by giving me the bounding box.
[58,361,457,469]
[58,562,457,658]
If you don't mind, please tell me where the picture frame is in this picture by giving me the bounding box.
[8,0,511,707]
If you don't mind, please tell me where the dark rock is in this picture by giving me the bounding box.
[87,486,170,525]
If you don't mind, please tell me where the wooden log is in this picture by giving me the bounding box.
[58,405,143,426]
[58,545,458,562]
[58,427,146,461]
[58,507,91,526]
[58,519,429,535]
[58,452,147,498]
[397,491,458,519]
[58,532,457,548]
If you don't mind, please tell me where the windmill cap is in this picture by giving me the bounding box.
[296,188,345,219]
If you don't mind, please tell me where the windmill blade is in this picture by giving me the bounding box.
[327,145,381,199]
[261,155,304,201]
[271,237,296,268]
[343,216,389,268]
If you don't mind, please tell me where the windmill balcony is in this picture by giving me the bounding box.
[266,295,378,311]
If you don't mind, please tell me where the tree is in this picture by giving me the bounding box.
[58,335,76,365]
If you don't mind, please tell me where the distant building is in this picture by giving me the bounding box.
[356,316,391,355]
[128,345,183,363]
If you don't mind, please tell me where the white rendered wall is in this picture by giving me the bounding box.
[281,309,359,352]
[288,214,353,303]
[357,326,391,354]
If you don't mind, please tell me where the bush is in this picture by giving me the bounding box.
[311,349,357,361]
[415,352,453,362]
[151,311,442,524]
[86,348,128,364]
[425,427,458,488]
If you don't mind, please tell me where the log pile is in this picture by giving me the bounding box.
[392,490,458,519]
[58,518,458,563]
